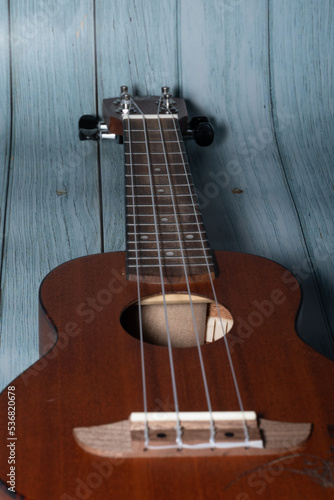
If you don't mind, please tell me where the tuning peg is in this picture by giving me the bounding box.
[78,115,100,141]
[78,115,117,141]
[188,117,214,147]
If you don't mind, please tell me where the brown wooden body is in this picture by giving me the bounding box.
[1,250,334,499]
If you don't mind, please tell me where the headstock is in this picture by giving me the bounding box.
[102,86,189,136]
[78,86,214,146]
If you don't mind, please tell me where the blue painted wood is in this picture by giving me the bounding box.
[180,0,333,358]
[95,0,179,252]
[0,0,10,261]
[270,0,334,354]
[0,0,100,391]
[0,0,12,391]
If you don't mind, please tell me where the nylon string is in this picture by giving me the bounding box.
[130,99,183,449]
[155,98,216,447]
[165,107,250,445]
[124,113,149,447]
[126,98,250,449]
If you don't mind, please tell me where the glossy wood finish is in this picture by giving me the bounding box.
[0,250,334,499]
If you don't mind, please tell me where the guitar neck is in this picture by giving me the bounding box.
[123,114,215,284]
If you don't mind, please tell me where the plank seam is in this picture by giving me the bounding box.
[267,0,334,352]
[176,0,182,97]
[0,0,14,313]
[93,0,104,253]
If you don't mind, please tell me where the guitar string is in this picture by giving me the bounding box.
[126,98,250,449]
[166,109,250,444]
[124,113,149,448]
[129,99,183,449]
[128,101,213,451]
[154,98,216,447]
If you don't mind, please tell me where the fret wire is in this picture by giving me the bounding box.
[125,194,195,198]
[125,152,185,156]
[123,127,180,132]
[144,111,209,265]
[165,116,215,273]
[127,239,209,244]
[127,203,198,207]
[124,114,211,272]
[128,255,211,260]
[125,172,190,176]
[128,263,214,268]
[125,163,187,166]
[126,192,195,196]
[126,212,198,217]
[125,183,193,187]
[128,243,210,249]
[125,165,188,169]
[128,229,207,235]
[127,247,211,252]
[124,140,180,144]
[127,222,204,227]
[126,184,195,188]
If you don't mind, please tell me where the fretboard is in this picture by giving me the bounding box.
[124,114,215,283]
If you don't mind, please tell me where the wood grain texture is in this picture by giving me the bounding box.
[179,0,334,358]
[0,0,13,393]
[0,0,100,391]
[95,0,179,252]
[73,414,312,458]
[0,0,10,274]
[121,113,214,283]
[1,250,334,499]
[269,0,334,352]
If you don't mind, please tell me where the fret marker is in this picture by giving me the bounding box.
[161,217,168,222]
[186,234,194,239]
[157,188,165,193]
[166,251,174,256]
[154,167,161,172]
[141,235,149,240]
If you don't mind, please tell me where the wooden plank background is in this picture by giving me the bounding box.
[0,0,333,392]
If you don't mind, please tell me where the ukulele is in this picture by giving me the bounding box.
[1,88,334,500]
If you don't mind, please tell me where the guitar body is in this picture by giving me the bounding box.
[1,249,334,499]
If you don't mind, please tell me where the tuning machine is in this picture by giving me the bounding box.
[78,115,117,141]
[187,116,215,147]
[158,86,178,113]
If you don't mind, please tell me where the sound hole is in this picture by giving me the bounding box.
[120,293,234,348]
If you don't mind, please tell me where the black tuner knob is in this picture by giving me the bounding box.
[189,116,214,147]
[78,115,100,141]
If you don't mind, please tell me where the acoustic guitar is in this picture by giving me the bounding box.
[1,88,334,499]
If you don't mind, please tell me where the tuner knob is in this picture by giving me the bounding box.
[121,93,132,113]
[78,115,99,141]
[78,115,117,141]
[163,93,173,109]
[161,86,170,95]
[189,117,215,147]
